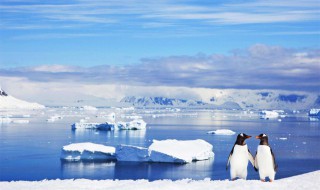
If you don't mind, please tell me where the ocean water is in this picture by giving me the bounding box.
[0,108,319,181]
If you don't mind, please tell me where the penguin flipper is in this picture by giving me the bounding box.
[247,149,255,167]
[226,145,235,170]
[254,151,258,171]
[271,148,278,172]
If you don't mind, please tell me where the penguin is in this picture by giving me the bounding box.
[254,133,278,182]
[226,133,255,180]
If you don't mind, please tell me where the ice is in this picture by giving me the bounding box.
[259,110,279,119]
[71,122,116,130]
[47,115,63,122]
[309,108,320,117]
[207,129,236,135]
[115,145,149,162]
[116,139,214,163]
[60,142,116,161]
[117,119,147,130]
[81,105,98,111]
[0,117,12,123]
[12,119,29,124]
[279,137,288,140]
[0,89,45,109]
[149,139,214,163]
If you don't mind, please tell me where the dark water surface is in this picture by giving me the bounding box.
[0,108,319,181]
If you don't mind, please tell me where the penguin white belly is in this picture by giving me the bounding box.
[256,145,275,180]
[230,144,249,179]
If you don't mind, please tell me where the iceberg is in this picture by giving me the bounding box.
[0,117,12,123]
[115,145,149,162]
[149,139,214,163]
[61,142,116,161]
[12,119,29,124]
[309,108,320,117]
[259,110,279,119]
[116,139,214,163]
[71,122,116,130]
[47,115,63,122]
[81,105,98,111]
[207,129,236,135]
[117,119,147,130]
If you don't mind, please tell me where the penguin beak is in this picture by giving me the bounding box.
[256,136,261,139]
[245,135,252,139]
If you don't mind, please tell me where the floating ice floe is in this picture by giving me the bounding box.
[61,142,116,161]
[309,109,320,117]
[116,139,214,163]
[259,110,279,119]
[0,117,12,123]
[81,105,98,111]
[47,115,63,122]
[279,137,287,140]
[117,119,147,130]
[71,122,116,130]
[207,129,236,135]
[12,119,29,124]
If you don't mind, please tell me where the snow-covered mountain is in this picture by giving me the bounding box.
[120,96,241,109]
[0,88,45,109]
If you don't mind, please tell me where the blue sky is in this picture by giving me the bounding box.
[0,0,319,96]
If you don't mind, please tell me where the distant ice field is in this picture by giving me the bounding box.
[0,108,319,181]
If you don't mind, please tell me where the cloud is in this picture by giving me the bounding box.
[1,44,319,92]
[1,0,319,32]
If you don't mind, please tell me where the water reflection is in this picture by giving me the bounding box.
[61,159,215,181]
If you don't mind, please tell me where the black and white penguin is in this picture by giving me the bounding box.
[226,133,255,180]
[254,133,278,182]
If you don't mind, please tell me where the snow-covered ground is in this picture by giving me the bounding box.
[0,170,318,190]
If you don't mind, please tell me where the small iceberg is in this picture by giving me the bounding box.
[60,142,116,161]
[12,119,29,124]
[309,109,320,117]
[207,129,236,135]
[0,117,12,123]
[116,139,214,163]
[47,115,63,122]
[81,105,98,111]
[117,119,147,130]
[71,122,116,130]
[259,110,279,119]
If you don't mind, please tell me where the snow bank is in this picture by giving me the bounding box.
[116,139,214,163]
[117,119,147,130]
[1,170,318,190]
[71,122,116,130]
[207,129,236,135]
[61,142,116,161]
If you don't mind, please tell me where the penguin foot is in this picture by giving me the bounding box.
[260,179,266,182]
[269,179,274,182]
[232,178,236,181]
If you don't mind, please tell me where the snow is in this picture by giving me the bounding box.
[0,170,318,190]
[149,139,214,163]
[61,142,116,161]
[71,122,116,130]
[117,119,147,130]
[207,129,236,135]
[0,94,45,109]
[116,139,214,163]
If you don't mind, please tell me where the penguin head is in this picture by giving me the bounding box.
[235,133,251,145]
[256,133,269,145]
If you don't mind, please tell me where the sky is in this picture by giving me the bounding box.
[0,0,319,104]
